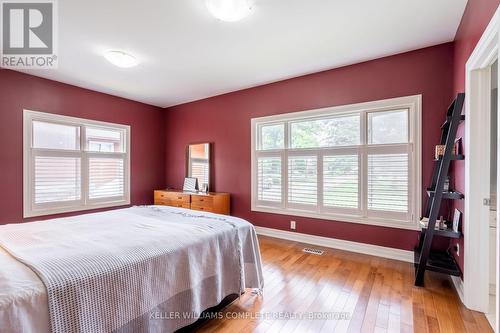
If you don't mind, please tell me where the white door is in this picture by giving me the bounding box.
[488,59,498,330]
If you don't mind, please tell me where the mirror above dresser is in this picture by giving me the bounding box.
[186,143,210,192]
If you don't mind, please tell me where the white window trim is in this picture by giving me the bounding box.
[251,95,422,230]
[23,110,131,218]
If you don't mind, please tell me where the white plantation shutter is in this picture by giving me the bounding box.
[257,156,282,203]
[89,157,125,199]
[367,153,408,213]
[288,156,317,206]
[34,156,81,204]
[24,111,130,218]
[323,155,359,209]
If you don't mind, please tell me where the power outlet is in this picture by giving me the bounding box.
[455,243,460,256]
[290,220,296,230]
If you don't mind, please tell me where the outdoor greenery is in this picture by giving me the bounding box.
[257,110,409,213]
[290,115,360,148]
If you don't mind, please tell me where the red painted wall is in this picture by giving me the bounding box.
[164,43,455,251]
[450,1,499,272]
[0,69,166,224]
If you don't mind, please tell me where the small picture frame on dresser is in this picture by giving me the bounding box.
[183,177,198,192]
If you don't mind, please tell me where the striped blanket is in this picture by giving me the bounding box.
[0,206,263,333]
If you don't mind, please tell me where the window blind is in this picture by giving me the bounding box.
[367,153,408,212]
[34,156,81,204]
[288,156,317,205]
[89,157,125,199]
[257,156,281,202]
[323,155,359,209]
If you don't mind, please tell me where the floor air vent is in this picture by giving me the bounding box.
[303,248,324,255]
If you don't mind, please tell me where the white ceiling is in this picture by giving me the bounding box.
[18,0,468,107]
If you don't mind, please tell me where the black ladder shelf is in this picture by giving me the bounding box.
[414,93,465,286]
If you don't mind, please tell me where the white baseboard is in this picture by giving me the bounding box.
[254,226,414,263]
[451,275,465,304]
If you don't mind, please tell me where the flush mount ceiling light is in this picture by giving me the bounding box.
[205,0,253,22]
[104,50,139,68]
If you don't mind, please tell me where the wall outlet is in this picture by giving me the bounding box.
[455,243,460,256]
[290,220,296,230]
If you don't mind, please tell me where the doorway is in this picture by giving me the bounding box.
[463,7,499,333]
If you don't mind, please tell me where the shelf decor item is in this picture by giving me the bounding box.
[452,209,461,233]
[443,176,450,192]
[454,137,463,155]
[435,145,457,159]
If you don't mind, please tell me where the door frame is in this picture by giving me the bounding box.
[463,6,499,330]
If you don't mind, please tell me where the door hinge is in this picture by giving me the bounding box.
[483,198,491,206]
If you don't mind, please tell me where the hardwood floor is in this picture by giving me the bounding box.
[193,235,492,333]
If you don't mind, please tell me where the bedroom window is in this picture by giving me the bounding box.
[251,95,421,230]
[23,110,130,217]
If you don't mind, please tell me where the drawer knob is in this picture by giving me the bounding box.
[199,199,204,202]
[178,197,182,199]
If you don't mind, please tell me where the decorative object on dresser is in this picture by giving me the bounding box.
[154,190,230,215]
[183,177,198,192]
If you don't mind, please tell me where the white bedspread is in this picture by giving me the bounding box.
[0,206,263,333]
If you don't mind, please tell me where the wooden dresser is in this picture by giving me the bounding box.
[154,190,230,215]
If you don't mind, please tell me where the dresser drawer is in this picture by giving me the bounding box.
[154,198,189,208]
[191,204,214,213]
[191,195,213,207]
[171,202,191,209]
[154,191,190,207]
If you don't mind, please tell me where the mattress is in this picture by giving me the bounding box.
[0,206,263,333]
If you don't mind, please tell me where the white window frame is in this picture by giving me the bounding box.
[23,110,131,218]
[251,95,422,230]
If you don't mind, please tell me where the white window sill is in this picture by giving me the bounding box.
[24,199,130,218]
[251,205,420,231]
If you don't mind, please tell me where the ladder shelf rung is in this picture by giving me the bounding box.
[426,189,464,199]
[434,154,465,161]
[420,226,461,239]
[414,248,461,276]
[441,115,465,128]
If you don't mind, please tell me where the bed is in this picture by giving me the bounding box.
[0,206,264,333]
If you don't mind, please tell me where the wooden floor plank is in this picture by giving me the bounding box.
[192,235,493,333]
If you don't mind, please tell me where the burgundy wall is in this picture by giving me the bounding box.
[164,43,455,251]
[0,69,166,224]
[450,1,499,272]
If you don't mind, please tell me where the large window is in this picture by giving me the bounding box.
[24,110,130,217]
[251,95,421,230]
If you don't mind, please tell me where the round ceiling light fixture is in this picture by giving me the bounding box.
[205,0,253,22]
[104,50,139,68]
